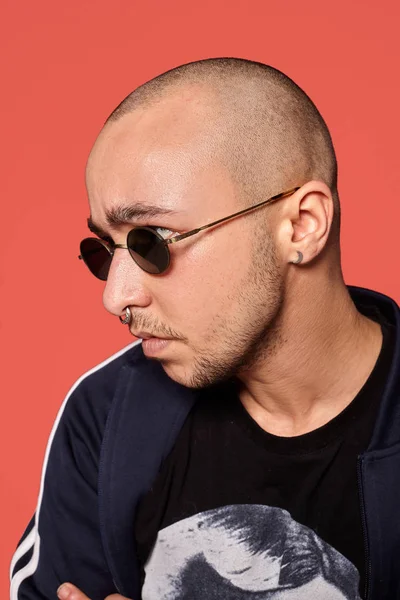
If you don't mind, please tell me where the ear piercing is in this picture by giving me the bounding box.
[290,251,303,264]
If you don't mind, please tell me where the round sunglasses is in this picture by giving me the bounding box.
[78,186,300,280]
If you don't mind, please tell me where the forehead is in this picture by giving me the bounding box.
[85,95,233,220]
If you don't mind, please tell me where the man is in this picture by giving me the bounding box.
[10,58,400,600]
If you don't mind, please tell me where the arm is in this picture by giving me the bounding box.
[10,375,118,600]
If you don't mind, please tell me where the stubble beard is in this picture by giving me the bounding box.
[186,235,285,390]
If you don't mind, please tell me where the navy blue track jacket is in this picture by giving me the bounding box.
[10,286,400,600]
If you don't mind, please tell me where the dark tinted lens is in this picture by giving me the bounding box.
[80,238,112,281]
[127,228,170,274]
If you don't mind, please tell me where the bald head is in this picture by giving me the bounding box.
[104,57,340,242]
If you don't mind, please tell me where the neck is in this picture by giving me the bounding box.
[237,275,383,437]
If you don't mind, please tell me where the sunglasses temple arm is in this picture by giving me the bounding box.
[167,229,202,244]
[168,187,299,245]
[200,188,299,231]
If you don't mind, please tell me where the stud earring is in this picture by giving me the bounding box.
[290,251,303,264]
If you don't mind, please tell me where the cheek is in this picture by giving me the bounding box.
[156,229,252,332]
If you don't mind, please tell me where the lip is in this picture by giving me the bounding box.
[141,337,172,357]
[131,330,173,340]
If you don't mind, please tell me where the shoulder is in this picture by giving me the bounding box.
[55,340,145,440]
[54,339,198,466]
[74,339,144,398]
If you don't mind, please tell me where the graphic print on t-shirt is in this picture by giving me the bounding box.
[142,504,361,600]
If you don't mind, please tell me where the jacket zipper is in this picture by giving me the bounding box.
[357,455,372,599]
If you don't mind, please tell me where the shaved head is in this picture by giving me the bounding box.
[105,57,340,244]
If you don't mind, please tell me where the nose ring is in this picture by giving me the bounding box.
[119,307,132,325]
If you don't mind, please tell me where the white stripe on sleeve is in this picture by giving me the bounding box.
[10,340,141,599]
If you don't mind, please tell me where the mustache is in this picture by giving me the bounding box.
[130,316,185,341]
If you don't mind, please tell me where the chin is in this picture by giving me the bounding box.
[159,361,197,388]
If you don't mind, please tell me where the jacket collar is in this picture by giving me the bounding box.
[347,285,400,452]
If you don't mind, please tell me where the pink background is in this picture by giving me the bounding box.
[2,1,399,597]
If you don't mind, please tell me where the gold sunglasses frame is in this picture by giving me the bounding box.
[79,186,300,275]
[161,185,300,246]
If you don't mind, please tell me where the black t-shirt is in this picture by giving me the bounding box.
[135,309,395,600]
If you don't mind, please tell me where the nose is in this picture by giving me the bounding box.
[102,247,151,318]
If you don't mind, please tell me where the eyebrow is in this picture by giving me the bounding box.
[87,203,180,236]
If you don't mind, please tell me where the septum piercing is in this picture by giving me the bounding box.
[119,307,132,325]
